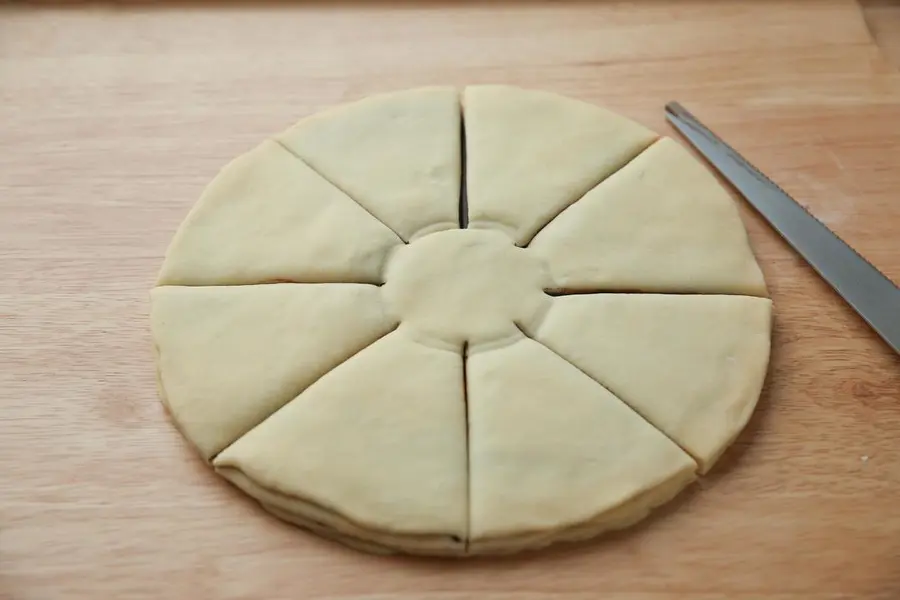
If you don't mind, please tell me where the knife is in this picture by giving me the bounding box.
[665,102,900,355]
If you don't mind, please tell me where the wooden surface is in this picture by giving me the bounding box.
[863,0,900,67]
[2,1,900,598]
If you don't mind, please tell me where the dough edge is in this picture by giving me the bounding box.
[214,453,697,557]
[214,465,466,556]
[469,459,697,555]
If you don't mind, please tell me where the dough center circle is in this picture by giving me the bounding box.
[383,229,549,346]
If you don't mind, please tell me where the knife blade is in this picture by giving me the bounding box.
[665,101,900,355]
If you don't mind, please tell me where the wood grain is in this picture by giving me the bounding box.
[862,0,900,68]
[1,1,899,599]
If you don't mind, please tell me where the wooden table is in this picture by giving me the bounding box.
[2,1,899,598]
[863,0,900,67]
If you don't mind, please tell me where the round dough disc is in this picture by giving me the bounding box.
[151,85,772,557]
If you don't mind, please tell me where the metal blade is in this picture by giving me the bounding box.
[665,101,900,355]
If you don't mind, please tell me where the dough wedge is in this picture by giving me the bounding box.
[214,330,468,551]
[464,85,657,245]
[277,87,461,241]
[151,284,397,459]
[531,293,772,471]
[467,336,697,553]
[158,140,402,287]
[529,137,767,296]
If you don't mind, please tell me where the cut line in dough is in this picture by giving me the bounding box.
[459,108,469,229]
[158,140,403,287]
[272,139,407,244]
[276,87,462,242]
[524,138,663,248]
[529,137,768,296]
[513,321,696,461]
[151,283,398,459]
[461,341,471,551]
[213,330,468,543]
[466,336,697,552]
[532,293,772,472]
[464,84,658,246]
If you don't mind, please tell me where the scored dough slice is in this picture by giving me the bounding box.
[463,85,657,245]
[151,284,397,460]
[277,87,461,242]
[531,294,772,472]
[214,330,468,555]
[466,336,697,555]
[157,140,402,287]
[529,137,767,296]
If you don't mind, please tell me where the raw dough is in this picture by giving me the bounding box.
[151,284,396,459]
[277,87,461,242]
[530,293,773,472]
[467,335,697,554]
[157,140,402,286]
[529,137,768,296]
[464,85,657,245]
[214,330,467,555]
[151,85,771,556]
[382,229,551,349]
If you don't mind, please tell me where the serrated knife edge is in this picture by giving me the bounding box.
[665,101,900,355]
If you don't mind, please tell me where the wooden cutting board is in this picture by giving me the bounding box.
[2,1,899,598]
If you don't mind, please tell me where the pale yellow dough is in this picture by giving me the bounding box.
[464,85,657,245]
[529,137,768,296]
[277,87,461,242]
[530,293,773,472]
[151,85,772,556]
[151,284,397,459]
[467,336,697,552]
[382,229,551,349]
[214,330,467,554]
[157,141,402,286]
